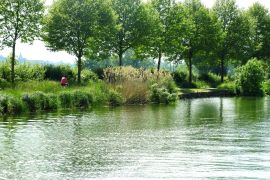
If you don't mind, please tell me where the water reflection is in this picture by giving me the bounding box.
[0,98,270,179]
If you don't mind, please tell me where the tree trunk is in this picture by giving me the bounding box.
[118,50,123,67]
[157,50,162,72]
[188,50,193,85]
[221,57,224,83]
[77,55,82,84]
[11,41,16,85]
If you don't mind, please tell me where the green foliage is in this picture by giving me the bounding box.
[198,73,221,88]
[0,95,23,115]
[80,69,98,83]
[213,0,254,80]
[108,90,124,106]
[0,78,11,89]
[235,59,266,96]
[218,81,236,94]
[15,63,45,81]
[22,92,58,112]
[0,62,45,82]
[0,0,44,83]
[167,0,220,84]
[44,64,75,82]
[101,0,157,66]
[72,91,93,108]
[0,62,11,81]
[59,92,73,108]
[150,83,178,104]
[43,0,115,83]
[247,2,270,60]
[262,81,270,95]
[15,81,61,93]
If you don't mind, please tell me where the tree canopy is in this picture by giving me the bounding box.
[0,0,44,84]
[42,0,115,83]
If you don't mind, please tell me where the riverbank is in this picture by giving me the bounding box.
[0,80,235,116]
[179,88,236,99]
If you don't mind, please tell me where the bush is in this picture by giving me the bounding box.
[44,64,75,82]
[150,83,178,104]
[172,67,199,88]
[235,59,266,96]
[22,92,58,112]
[15,63,45,81]
[193,80,210,89]
[72,91,93,108]
[0,62,11,81]
[80,69,98,83]
[59,92,73,108]
[218,81,236,94]
[108,90,124,106]
[0,78,11,89]
[262,81,270,95]
[198,72,220,88]
[0,95,23,115]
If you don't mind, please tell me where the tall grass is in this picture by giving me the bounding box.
[104,66,179,104]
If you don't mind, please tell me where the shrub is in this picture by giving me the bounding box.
[44,64,75,82]
[0,62,11,81]
[80,69,98,83]
[218,81,236,94]
[172,70,188,87]
[0,78,11,89]
[194,80,210,89]
[198,72,220,88]
[262,81,270,95]
[72,91,93,108]
[22,92,58,112]
[0,95,23,115]
[7,97,23,114]
[150,83,178,104]
[172,67,199,88]
[46,94,58,110]
[15,63,45,81]
[108,90,124,106]
[59,92,73,108]
[235,59,266,96]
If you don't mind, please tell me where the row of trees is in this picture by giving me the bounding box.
[1,0,270,84]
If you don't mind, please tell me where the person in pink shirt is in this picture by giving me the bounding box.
[60,76,69,87]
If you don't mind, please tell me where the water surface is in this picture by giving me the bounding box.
[1,97,270,179]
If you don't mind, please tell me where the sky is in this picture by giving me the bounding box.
[1,0,270,64]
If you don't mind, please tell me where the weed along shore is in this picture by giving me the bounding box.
[1,61,270,116]
[0,67,179,116]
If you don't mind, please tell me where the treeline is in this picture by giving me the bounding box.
[1,0,270,84]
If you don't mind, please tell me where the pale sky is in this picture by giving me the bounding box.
[1,0,270,64]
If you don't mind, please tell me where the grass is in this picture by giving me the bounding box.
[0,80,111,115]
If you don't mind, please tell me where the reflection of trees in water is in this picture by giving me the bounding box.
[234,97,265,125]
[184,98,222,127]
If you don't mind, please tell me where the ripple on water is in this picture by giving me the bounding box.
[1,98,270,179]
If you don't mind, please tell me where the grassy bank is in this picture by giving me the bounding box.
[0,67,180,115]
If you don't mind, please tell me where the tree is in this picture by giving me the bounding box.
[42,0,115,83]
[247,3,270,60]
[0,0,44,84]
[213,0,253,82]
[167,0,220,84]
[137,0,174,72]
[108,0,156,66]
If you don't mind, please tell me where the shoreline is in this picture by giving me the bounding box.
[179,89,236,99]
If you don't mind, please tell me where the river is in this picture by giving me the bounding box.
[1,97,270,179]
